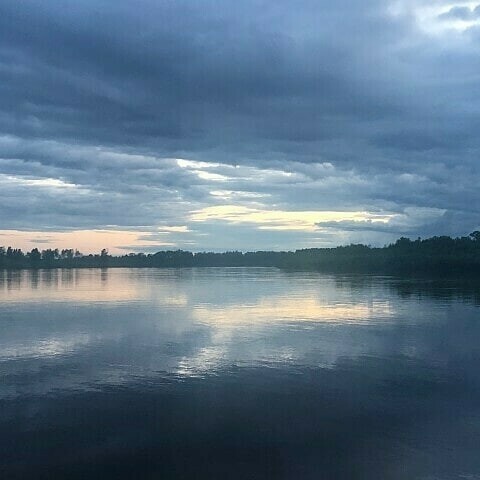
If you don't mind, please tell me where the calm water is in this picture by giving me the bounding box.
[1,268,479,479]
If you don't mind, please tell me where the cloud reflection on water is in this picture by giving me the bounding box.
[1,269,480,479]
[0,268,476,393]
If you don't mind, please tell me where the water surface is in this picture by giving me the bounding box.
[1,268,479,479]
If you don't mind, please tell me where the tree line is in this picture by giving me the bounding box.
[1,232,480,274]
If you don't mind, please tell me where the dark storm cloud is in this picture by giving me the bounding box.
[0,0,479,246]
[0,0,410,158]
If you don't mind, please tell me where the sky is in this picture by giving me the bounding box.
[1,0,479,253]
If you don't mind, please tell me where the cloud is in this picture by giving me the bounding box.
[0,0,479,250]
[438,5,480,21]
[316,207,445,234]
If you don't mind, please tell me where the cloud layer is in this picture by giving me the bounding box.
[1,0,479,251]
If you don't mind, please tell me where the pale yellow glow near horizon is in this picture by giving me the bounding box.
[190,205,394,232]
[0,229,174,255]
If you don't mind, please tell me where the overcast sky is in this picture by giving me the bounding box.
[1,0,479,253]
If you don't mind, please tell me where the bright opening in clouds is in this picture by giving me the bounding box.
[0,0,479,252]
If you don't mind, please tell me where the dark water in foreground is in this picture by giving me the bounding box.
[1,268,479,480]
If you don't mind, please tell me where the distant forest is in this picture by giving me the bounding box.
[1,232,480,275]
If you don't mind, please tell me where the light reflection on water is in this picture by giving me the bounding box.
[1,268,480,479]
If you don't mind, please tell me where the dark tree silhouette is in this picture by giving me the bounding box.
[0,234,480,274]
